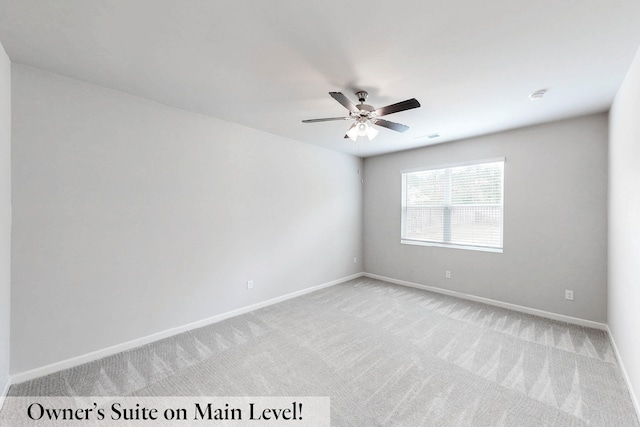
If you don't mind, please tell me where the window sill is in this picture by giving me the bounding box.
[400,239,503,253]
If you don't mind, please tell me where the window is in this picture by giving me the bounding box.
[401,158,504,252]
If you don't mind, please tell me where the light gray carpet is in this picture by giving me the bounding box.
[5,278,639,426]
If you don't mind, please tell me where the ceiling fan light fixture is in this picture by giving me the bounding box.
[346,125,359,141]
[366,125,379,141]
[356,121,369,137]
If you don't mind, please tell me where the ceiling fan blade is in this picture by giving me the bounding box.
[372,118,410,133]
[302,117,350,123]
[329,92,359,113]
[374,98,421,117]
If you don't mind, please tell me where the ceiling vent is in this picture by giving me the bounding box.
[529,89,547,100]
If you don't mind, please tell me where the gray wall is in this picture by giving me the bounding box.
[609,46,640,412]
[0,41,11,396]
[11,64,363,374]
[363,114,608,322]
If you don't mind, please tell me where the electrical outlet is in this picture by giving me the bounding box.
[247,280,254,290]
[353,257,358,264]
[565,290,574,300]
[445,270,451,279]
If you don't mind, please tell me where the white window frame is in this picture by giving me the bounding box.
[401,157,505,253]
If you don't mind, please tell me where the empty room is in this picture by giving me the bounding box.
[1,0,640,425]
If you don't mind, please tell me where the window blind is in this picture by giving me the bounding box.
[401,159,504,251]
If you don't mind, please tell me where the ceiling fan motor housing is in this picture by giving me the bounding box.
[355,91,374,116]
[356,104,374,112]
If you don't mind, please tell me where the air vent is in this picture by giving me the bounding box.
[529,89,547,100]
[414,133,440,140]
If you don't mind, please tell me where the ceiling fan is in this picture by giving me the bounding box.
[302,91,421,141]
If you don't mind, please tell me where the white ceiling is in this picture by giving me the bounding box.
[1,0,639,157]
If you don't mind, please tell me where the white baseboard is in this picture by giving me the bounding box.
[10,271,609,385]
[0,377,10,412]
[11,272,364,384]
[363,273,607,330]
[607,326,640,424]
